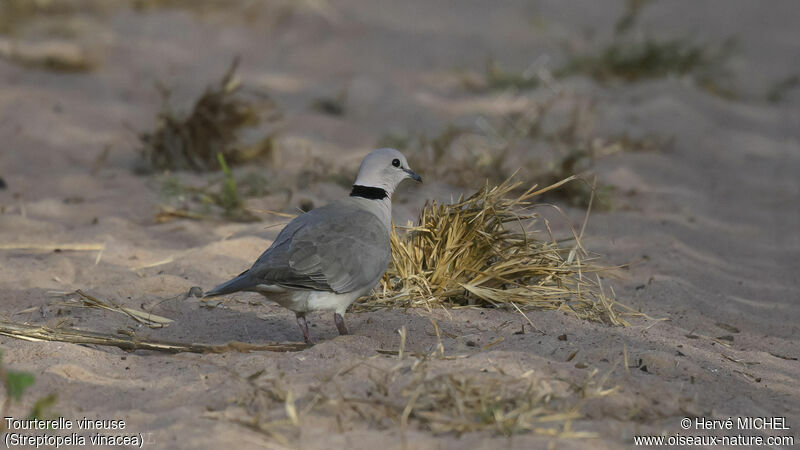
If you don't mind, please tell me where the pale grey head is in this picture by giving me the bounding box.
[352,148,422,195]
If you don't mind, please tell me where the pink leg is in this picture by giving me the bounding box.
[296,313,313,344]
[334,313,348,336]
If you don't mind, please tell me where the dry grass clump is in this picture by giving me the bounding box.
[139,58,279,172]
[559,38,733,85]
[556,0,737,98]
[361,176,633,325]
[455,0,736,98]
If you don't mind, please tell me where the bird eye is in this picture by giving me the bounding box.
[392,158,401,167]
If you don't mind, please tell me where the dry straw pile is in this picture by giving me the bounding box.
[139,58,278,172]
[362,176,634,326]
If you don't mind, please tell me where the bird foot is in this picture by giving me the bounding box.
[334,313,348,336]
[296,313,314,345]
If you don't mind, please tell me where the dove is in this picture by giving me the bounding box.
[204,148,422,344]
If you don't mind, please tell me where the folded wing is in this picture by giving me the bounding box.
[248,204,391,294]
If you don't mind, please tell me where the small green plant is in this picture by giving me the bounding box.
[155,157,261,223]
[1,362,34,402]
[217,152,242,214]
[0,351,56,431]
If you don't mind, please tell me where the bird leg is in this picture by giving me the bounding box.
[334,313,348,336]
[296,313,313,344]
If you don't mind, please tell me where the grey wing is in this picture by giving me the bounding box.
[249,206,391,293]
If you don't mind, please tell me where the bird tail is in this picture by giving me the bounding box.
[204,270,254,297]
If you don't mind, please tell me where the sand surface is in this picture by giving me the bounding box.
[0,1,798,448]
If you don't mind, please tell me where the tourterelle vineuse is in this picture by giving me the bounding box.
[4,417,126,430]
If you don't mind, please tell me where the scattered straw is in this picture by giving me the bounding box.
[0,243,106,265]
[0,320,306,353]
[397,325,407,360]
[236,356,612,439]
[71,290,174,328]
[401,372,586,436]
[360,176,637,325]
[130,256,176,271]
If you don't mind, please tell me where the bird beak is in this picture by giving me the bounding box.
[403,168,422,183]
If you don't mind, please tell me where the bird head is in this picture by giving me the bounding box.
[352,148,422,196]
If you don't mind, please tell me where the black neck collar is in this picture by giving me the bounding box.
[350,185,388,200]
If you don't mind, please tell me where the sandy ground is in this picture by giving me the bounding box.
[0,1,798,448]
